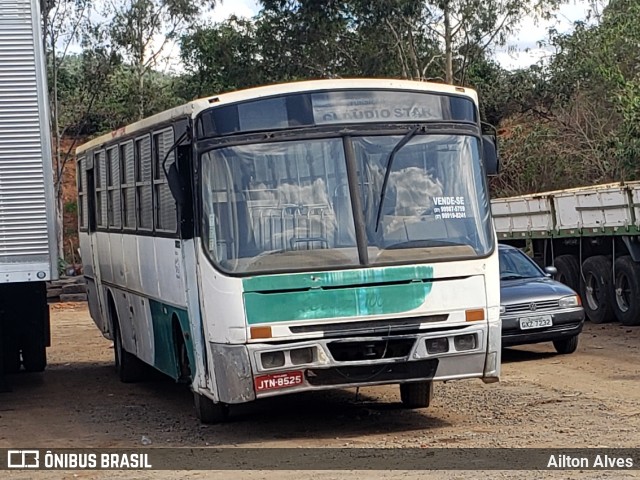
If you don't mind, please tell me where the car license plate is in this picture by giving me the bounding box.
[255,371,304,392]
[519,315,553,330]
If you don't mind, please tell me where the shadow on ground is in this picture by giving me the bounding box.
[1,361,449,446]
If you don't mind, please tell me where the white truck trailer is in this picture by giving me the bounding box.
[0,0,57,384]
[491,182,640,326]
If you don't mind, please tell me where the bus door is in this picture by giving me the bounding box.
[84,157,107,332]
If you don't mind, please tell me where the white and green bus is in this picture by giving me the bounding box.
[76,79,501,422]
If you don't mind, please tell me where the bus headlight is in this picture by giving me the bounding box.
[559,295,581,308]
[261,351,285,369]
[454,334,477,351]
[425,337,449,354]
[290,347,314,365]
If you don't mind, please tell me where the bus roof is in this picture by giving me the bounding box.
[76,78,479,155]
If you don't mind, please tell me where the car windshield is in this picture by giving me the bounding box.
[499,248,544,280]
[200,134,493,274]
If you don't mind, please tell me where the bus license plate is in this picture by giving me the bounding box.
[255,371,304,392]
[519,315,553,330]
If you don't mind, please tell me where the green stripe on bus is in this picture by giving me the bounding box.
[242,265,436,292]
[149,300,194,380]
[243,267,434,324]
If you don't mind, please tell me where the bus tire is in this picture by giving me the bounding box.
[580,256,615,324]
[554,255,580,292]
[553,335,579,354]
[193,392,229,424]
[399,381,433,408]
[613,256,640,326]
[113,319,147,383]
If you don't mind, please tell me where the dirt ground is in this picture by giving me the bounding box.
[2,303,640,479]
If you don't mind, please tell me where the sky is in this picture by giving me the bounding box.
[494,1,603,69]
[205,0,602,71]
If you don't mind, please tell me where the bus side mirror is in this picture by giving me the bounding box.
[483,135,500,176]
[167,162,185,206]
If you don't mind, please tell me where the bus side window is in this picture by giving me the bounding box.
[135,135,153,231]
[77,156,87,230]
[106,146,121,229]
[95,150,107,228]
[120,141,136,230]
[152,128,178,234]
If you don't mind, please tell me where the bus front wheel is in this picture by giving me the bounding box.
[399,381,433,408]
[193,393,229,424]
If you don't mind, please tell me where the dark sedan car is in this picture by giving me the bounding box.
[499,244,585,354]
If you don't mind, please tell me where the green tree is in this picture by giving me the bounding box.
[491,0,640,197]
[180,17,262,98]
[108,0,216,119]
[43,0,99,259]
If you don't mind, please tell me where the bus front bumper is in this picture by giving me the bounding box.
[206,322,500,404]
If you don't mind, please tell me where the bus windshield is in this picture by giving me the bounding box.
[201,133,493,274]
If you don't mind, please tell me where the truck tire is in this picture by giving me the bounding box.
[399,381,433,408]
[554,255,580,292]
[21,291,48,372]
[2,345,20,374]
[193,392,229,424]
[580,256,615,324]
[613,256,640,326]
[553,335,579,354]
[21,341,46,372]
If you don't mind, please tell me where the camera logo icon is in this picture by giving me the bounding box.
[7,450,39,468]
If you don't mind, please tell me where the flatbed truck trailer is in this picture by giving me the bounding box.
[0,0,57,387]
[491,182,640,326]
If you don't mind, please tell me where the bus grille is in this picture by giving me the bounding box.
[327,338,415,362]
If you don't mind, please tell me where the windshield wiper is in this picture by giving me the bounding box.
[374,125,421,232]
[500,274,527,280]
[386,239,465,250]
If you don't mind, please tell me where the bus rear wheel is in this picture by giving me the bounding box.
[193,392,229,424]
[113,320,147,383]
[399,381,433,408]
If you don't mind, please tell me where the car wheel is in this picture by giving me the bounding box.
[554,255,580,292]
[580,256,614,324]
[553,335,579,354]
[613,256,640,326]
